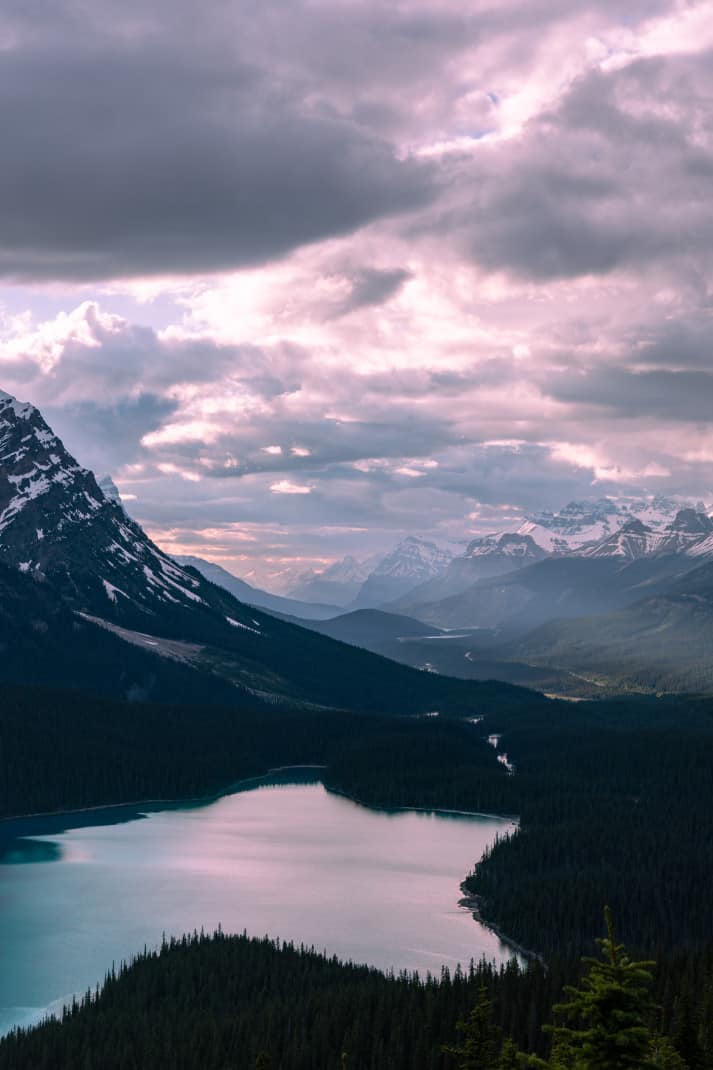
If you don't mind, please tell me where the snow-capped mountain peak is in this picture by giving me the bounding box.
[575,509,713,561]
[371,536,452,580]
[0,390,265,630]
[321,554,374,584]
[668,508,713,536]
[464,530,548,561]
[0,390,94,538]
[576,518,659,560]
[523,496,700,554]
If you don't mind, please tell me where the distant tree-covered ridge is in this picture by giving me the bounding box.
[0,683,509,821]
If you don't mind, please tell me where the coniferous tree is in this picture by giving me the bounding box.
[444,983,501,1069]
[498,1037,523,1068]
[670,980,702,1070]
[547,908,656,1070]
[649,1035,689,1070]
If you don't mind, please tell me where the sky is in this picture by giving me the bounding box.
[0,0,712,589]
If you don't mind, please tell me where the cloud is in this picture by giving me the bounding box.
[0,5,433,282]
[437,50,713,281]
[0,0,696,285]
[1,1,713,578]
[335,267,412,315]
[270,480,313,495]
[547,367,713,422]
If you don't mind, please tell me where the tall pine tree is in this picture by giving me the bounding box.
[444,983,501,1069]
[547,907,656,1070]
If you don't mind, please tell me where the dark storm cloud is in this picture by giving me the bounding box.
[0,18,432,281]
[336,268,412,315]
[542,310,713,420]
[548,367,713,421]
[636,317,713,370]
[0,0,685,285]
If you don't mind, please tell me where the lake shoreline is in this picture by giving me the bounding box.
[325,783,519,823]
[0,765,330,830]
[0,766,518,830]
[458,886,543,964]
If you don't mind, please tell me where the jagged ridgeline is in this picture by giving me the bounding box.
[0,389,536,714]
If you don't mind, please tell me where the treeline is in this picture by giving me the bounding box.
[3,926,713,1069]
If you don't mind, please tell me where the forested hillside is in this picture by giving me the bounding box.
[2,926,712,1069]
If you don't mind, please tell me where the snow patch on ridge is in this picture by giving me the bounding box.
[226,616,261,635]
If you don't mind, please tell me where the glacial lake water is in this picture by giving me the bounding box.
[0,771,517,1035]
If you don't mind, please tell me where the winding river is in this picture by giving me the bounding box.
[0,770,516,1035]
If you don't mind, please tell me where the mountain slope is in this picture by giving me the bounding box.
[512,556,713,693]
[174,555,340,620]
[527,495,687,551]
[575,510,713,561]
[402,551,695,632]
[0,559,246,704]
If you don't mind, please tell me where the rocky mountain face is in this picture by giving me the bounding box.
[287,539,452,611]
[0,390,257,626]
[525,495,687,551]
[575,510,713,561]
[370,536,452,579]
[390,532,548,614]
[394,501,713,625]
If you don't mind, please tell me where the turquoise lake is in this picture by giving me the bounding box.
[0,772,516,1034]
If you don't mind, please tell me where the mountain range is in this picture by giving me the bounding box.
[245,495,713,698]
[10,380,712,704]
[0,389,527,717]
[271,496,707,624]
[286,538,452,609]
[388,502,713,627]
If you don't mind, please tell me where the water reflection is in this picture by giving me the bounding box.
[0,839,62,865]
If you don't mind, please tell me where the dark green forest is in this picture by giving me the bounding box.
[0,682,519,821]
